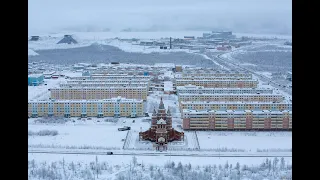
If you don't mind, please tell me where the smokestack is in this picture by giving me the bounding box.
[170,37,172,49]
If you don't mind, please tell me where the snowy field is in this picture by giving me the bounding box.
[28,78,66,100]
[28,153,292,180]
[28,153,291,168]
[220,43,292,73]
[28,44,217,68]
[28,119,131,149]
[197,131,291,152]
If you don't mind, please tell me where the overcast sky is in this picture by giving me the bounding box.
[28,0,292,35]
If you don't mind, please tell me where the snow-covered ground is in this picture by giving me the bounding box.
[28,153,291,168]
[28,119,128,149]
[197,131,291,152]
[28,49,39,56]
[28,78,66,100]
[255,71,273,79]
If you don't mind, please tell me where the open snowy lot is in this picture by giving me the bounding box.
[28,78,66,100]
[28,119,129,149]
[197,131,291,152]
[28,44,217,68]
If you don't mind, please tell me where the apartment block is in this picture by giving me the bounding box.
[175,79,258,88]
[28,97,144,118]
[176,85,273,94]
[178,93,284,103]
[50,86,148,100]
[180,101,292,111]
[182,70,252,79]
[182,109,292,130]
[70,75,151,80]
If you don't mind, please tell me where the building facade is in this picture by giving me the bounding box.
[175,79,258,88]
[50,87,148,100]
[176,85,273,94]
[178,94,284,103]
[180,101,292,111]
[182,109,292,130]
[182,70,252,79]
[28,74,44,86]
[28,97,144,118]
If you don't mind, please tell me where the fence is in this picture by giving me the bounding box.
[28,144,120,150]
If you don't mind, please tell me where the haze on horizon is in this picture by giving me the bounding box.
[28,0,292,35]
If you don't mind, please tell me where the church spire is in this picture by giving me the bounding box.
[167,108,171,116]
[159,97,165,109]
[152,107,157,115]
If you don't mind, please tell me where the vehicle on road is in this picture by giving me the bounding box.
[118,126,131,131]
[107,152,113,155]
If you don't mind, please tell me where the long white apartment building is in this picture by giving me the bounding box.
[182,70,252,78]
[177,76,252,80]
[182,109,292,130]
[50,86,148,100]
[70,75,151,80]
[60,82,149,88]
[176,85,273,94]
[28,97,144,118]
[180,100,292,111]
[178,93,284,103]
[175,79,258,88]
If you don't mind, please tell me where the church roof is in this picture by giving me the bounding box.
[157,118,167,124]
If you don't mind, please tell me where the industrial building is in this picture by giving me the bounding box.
[182,109,292,130]
[28,97,144,118]
[28,74,44,86]
[50,86,148,100]
[57,35,78,44]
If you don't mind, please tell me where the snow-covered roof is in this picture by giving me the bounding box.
[28,74,43,78]
[178,93,282,97]
[50,86,148,90]
[180,100,291,105]
[164,81,173,91]
[157,118,167,125]
[183,109,292,114]
[29,97,143,103]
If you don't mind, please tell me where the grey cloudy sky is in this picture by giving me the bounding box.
[28,0,291,34]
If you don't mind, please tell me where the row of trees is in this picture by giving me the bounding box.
[28,156,292,180]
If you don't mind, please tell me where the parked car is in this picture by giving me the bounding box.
[107,152,113,155]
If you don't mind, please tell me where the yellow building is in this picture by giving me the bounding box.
[180,101,292,111]
[175,79,258,88]
[178,93,284,103]
[50,86,148,100]
[28,97,144,118]
[182,109,292,130]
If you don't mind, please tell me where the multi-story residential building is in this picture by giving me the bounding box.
[176,85,273,94]
[70,75,151,80]
[177,76,252,80]
[28,97,144,118]
[178,94,284,103]
[60,82,149,88]
[50,86,148,100]
[175,79,258,88]
[182,70,252,79]
[182,109,292,130]
[180,101,292,111]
